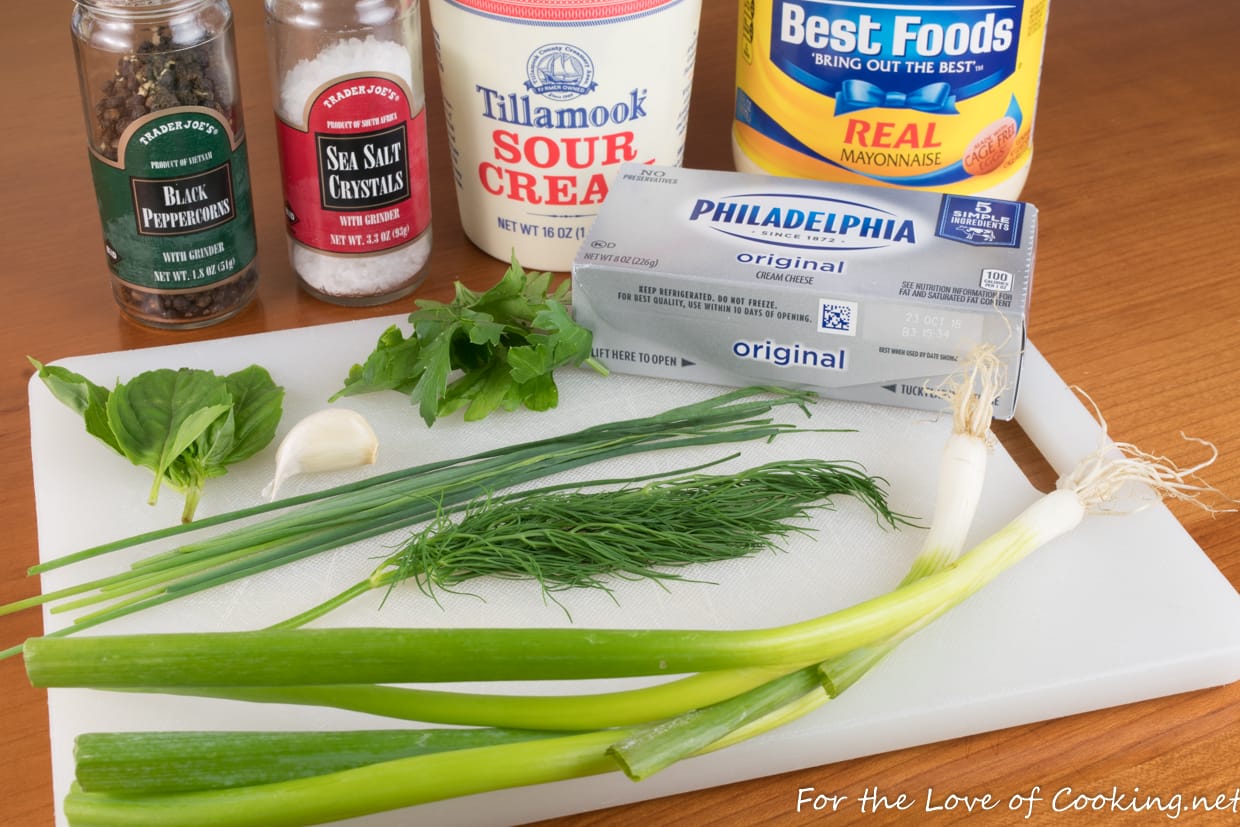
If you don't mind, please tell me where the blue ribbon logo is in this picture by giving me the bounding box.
[834,80,959,115]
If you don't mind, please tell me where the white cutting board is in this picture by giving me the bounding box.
[27,316,1240,827]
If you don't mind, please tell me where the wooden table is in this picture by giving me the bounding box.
[2,2,1237,825]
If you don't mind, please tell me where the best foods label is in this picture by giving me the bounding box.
[733,0,1050,196]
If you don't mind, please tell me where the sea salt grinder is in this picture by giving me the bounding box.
[264,0,433,306]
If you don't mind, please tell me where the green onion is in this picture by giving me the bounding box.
[54,436,1224,827]
[73,727,558,794]
[63,730,626,827]
[39,398,1228,827]
[20,420,908,739]
[21,555,999,687]
[609,665,824,781]
[611,346,1010,776]
[614,395,1231,778]
[123,667,791,731]
[18,490,1098,688]
[13,450,1035,693]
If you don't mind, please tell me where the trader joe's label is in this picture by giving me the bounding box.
[89,108,257,290]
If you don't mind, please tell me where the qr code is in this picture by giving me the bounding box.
[818,298,858,336]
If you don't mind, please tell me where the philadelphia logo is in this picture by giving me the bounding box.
[687,193,917,251]
[526,43,596,100]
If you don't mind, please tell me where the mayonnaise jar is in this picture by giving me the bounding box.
[733,0,1051,199]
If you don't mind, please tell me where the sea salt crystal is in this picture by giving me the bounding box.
[277,37,424,128]
[290,239,430,298]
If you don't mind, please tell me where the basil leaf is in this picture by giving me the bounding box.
[106,369,232,479]
[194,407,239,477]
[223,365,284,465]
[28,358,121,455]
[32,360,284,524]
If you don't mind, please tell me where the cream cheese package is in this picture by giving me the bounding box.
[571,164,1036,418]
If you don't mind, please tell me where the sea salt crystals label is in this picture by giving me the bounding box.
[267,26,433,305]
[428,0,702,271]
[276,74,431,258]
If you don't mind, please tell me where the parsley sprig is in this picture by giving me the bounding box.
[331,256,608,426]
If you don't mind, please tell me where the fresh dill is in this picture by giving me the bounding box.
[272,458,911,626]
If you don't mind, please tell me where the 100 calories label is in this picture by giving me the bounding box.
[275,76,431,255]
[733,0,1050,197]
[428,0,703,271]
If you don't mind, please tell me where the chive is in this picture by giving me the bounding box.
[3,387,824,656]
[32,385,813,577]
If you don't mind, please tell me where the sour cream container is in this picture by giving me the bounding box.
[427,0,702,271]
[733,0,1051,199]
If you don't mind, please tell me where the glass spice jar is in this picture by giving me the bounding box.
[70,0,260,329]
[264,0,433,306]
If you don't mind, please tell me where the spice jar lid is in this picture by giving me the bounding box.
[75,0,220,14]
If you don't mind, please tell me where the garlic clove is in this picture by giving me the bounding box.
[263,408,379,501]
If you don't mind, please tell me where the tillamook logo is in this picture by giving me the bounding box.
[687,193,917,251]
[525,43,596,100]
[476,38,647,128]
[475,86,650,129]
[474,43,651,207]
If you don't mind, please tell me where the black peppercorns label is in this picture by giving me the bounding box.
[131,163,236,236]
[89,107,258,290]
